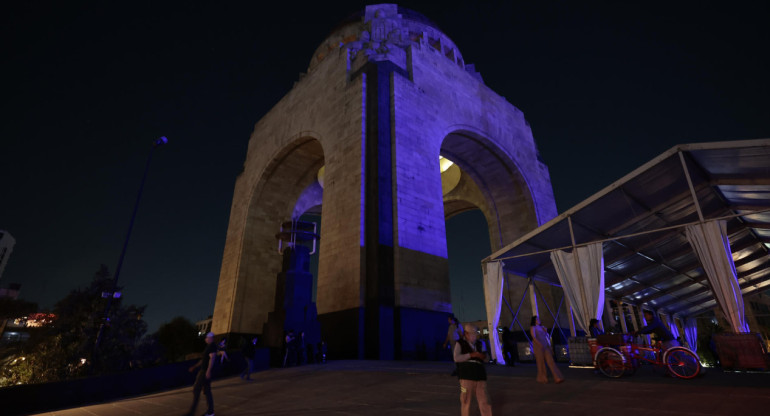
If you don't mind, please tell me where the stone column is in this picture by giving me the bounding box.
[617,301,628,333]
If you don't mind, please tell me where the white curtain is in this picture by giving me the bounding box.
[685,220,749,333]
[684,317,698,351]
[483,261,506,365]
[550,242,605,335]
[667,314,680,339]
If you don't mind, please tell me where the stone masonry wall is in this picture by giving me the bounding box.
[213,47,364,335]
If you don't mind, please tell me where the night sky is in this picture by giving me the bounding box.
[2,1,768,331]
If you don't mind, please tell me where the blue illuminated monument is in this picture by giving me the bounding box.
[213,4,557,360]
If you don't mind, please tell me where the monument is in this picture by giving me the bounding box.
[212,4,558,359]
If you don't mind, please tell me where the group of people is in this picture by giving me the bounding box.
[185,330,330,416]
[283,330,327,367]
[185,310,681,416]
[450,310,681,416]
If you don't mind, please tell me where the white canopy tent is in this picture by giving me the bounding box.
[482,139,770,343]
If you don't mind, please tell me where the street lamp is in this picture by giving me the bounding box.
[95,136,167,348]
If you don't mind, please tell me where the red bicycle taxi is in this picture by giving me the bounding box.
[592,333,701,379]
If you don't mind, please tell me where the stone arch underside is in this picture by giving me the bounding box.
[439,130,566,330]
[293,182,324,218]
[440,130,539,252]
[233,138,325,334]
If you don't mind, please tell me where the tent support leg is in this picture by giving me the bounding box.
[533,282,567,342]
[506,282,532,344]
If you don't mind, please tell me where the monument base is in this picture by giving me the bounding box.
[319,306,451,360]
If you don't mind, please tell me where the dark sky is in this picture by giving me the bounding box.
[2,1,768,331]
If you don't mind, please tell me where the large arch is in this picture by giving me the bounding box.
[214,137,325,337]
[440,128,539,252]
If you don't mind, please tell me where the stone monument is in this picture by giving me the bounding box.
[212,4,557,359]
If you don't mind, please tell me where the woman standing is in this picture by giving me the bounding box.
[530,316,564,384]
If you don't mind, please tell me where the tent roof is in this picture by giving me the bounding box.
[485,139,770,318]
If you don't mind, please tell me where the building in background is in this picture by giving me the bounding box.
[0,312,55,345]
[0,231,15,281]
[196,315,212,336]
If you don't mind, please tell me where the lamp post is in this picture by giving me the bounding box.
[95,136,167,348]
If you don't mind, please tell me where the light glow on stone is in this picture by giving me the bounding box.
[317,165,325,188]
[440,156,460,195]
[439,156,454,173]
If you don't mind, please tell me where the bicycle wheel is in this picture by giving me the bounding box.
[596,348,626,378]
[666,347,700,379]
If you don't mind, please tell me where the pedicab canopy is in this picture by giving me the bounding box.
[482,139,770,362]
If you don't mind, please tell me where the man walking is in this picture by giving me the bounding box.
[186,332,217,416]
[240,336,257,380]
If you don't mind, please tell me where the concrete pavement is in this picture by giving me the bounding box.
[33,360,770,416]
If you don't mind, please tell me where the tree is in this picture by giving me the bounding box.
[131,335,163,369]
[155,316,202,362]
[9,265,150,384]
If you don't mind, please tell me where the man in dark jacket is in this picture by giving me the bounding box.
[240,336,257,380]
[634,310,679,351]
[186,332,217,416]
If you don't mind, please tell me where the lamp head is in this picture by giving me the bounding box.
[153,136,168,147]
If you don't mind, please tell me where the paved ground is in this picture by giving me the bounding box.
[34,360,770,416]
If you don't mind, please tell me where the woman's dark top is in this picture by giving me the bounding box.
[455,339,487,381]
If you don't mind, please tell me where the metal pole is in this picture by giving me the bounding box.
[678,151,705,223]
[508,280,533,344]
[95,137,166,348]
[529,279,539,317]
[604,297,617,331]
[565,296,577,337]
[628,304,640,332]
